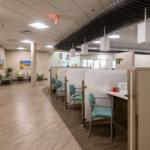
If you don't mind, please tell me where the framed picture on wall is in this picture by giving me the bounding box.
[116,59,120,64]
[20,60,31,69]
[0,59,4,70]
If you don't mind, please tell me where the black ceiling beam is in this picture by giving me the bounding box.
[54,0,150,51]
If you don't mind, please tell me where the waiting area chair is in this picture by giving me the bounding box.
[37,72,44,80]
[51,77,56,89]
[68,84,82,114]
[56,80,65,99]
[28,72,31,81]
[1,73,12,84]
[17,72,24,81]
[88,93,114,141]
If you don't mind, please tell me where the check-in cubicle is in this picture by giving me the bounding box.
[84,70,127,126]
[67,68,90,126]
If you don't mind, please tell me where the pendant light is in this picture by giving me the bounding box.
[138,7,150,43]
[67,54,70,60]
[59,53,63,59]
[70,43,75,57]
[100,27,110,51]
[81,36,88,54]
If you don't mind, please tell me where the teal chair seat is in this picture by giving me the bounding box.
[71,94,82,100]
[92,107,114,118]
[58,87,65,92]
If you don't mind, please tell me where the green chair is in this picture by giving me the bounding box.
[17,72,24,81]
[1,73,12,84]
[68,84,82,114]
[28,72,31,81]
[37,72,44,80]
[56,80,65,99]
[51,77,56,89]
[88,93,114,141]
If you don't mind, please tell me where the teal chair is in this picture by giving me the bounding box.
[56,80,65,99]
[17,72,24,81]
[88,93,114,141]
[51,77,56,89]
[68,84,82,114]
[28,72,31,81]
[37,72,44,80]
[1,73,12,84]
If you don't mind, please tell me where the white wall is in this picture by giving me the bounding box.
[135,54,150,67]
[6,50,49,79]
[0,46,5,74]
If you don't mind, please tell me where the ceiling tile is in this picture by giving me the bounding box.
[30,2,57,14]
[0,14,12,21]
[30,15,51,22]
[19,0,45,5]
[100,0,117,4]
[73,0,100,7]
[0,0,25,9]
[62,8,86,18]
[47,0,78,11]
[71,16,90,26]
[17,17,35,24]
[4,20,24,26]
[15,7,41,17]
[0,10,25,19]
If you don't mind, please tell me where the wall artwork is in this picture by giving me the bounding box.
[0,59,4,70]
[116,59,120,64]
[20,60,31,69]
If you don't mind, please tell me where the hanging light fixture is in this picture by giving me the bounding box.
[66,54,70,60]
[138,7,150,43]
[59,53,63,59]
[81,37,88,54]
[70,43,76,57]
[94,55,98,60]
[100,27,110,51]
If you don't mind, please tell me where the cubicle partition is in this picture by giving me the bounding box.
[67,68,90,126]
[84,70,127,122]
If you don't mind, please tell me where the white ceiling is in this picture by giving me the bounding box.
[0,0,149,52]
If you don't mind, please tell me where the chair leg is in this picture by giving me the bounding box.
[88,116,93,138]
[111,108,113,141]
[68,99,71,114]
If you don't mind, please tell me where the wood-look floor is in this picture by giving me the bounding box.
[43,88,127,150]
[0,81,81,150]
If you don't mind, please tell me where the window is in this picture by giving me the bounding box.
[100,59,107,69]
[88,59,94,68]
[94,60,100,69]
[82,59,87,67]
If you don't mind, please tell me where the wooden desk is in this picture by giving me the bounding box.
[107,92,128,129]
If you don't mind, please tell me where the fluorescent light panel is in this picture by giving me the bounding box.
[28,23,49,29]
[93,41,101,44]
[21,40,32,43]
[107,35,120,38]
[45,45,53,48]
[17,47,25,50]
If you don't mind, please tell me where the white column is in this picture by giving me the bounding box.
[31,42,36,87]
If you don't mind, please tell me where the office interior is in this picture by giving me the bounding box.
[0,0,150,150]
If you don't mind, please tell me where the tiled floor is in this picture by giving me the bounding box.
[0,81,81,150]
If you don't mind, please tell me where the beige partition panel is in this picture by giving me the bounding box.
[128,67,150,150]
[115,52,135,70]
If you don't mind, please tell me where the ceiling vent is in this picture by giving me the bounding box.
[6,39,18,42]
[19,30,34,34]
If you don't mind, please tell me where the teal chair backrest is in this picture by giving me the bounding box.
[88,93,96,105]
[69,84,76,96]
[51,77,55,84]
[56,80,62,89]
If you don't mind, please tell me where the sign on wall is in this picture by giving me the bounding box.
[0,59,4,70]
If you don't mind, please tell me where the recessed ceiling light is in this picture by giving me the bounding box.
[107,35,120,39]
[28,23,49,29]
[93,41,101,44]
[17,47,25,50]
[45,45,53,48]
[21,40,32,43]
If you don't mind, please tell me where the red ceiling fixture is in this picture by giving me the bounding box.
[47,14,58,24]
[37,45,41,49]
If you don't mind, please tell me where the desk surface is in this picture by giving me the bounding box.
[107,92,128,100]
